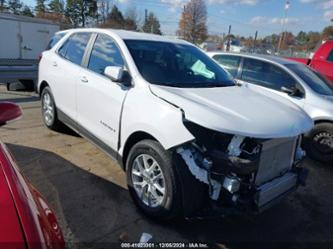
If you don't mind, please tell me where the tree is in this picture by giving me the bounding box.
[123,6,139,31]
[100,5,124,28]
[0,0,6,11]
[296,31,308,45]
[177,0,207,44]
[307,31,321,50]
[21,5,34,16]
[8,0,22,14]
[142,11,161,35]
[66,0,97,27]
[49,0,64,13]
[98,0,111,24]
[35,0,46,15]
[322,26,333,40]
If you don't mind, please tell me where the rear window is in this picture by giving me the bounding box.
[58,33,91,65]
[46,32,66,50]
[286,63,333,96]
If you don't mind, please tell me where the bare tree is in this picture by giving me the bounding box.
[97,0,111,24]
[177,0,207,44]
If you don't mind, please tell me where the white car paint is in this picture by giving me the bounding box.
[38,28,313,159]
[150,84,313,139]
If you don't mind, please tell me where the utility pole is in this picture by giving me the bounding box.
[145,9,148,22]
[226,25,231,51]
[253,30,258,53]
[277,0,290,53]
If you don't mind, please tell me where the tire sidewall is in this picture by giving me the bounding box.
[304,123,333,164]
[41,87,56,128]
[126,141,178,218]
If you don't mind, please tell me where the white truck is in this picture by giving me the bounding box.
[38,28,313,220]
[0,13,59,90]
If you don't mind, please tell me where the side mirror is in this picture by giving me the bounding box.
[0,102,22,126]
[281,86,303,97]
[104,66,124,82]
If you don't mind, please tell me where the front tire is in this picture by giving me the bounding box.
[41,86,62,131]
[303,123,333,164]
[126,140,183,220]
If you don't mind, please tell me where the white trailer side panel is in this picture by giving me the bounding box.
[20,22,59,59]
[0,19,20,59]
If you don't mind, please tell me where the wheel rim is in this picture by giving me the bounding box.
[131,154,166,208]
[313,131,333,154]
[42,92,54,126]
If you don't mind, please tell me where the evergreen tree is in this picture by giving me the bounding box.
[142,12,161,35]
[49,0,64,13]
[8,0,22,14]
[65,0,97,27]
[35,0,46,14]
[0,0,6,11]
[21,5,34,16]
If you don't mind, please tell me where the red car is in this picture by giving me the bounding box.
[0,102,65,249]
[288,40,333,83]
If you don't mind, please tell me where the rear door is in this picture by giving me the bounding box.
[76,33,129,152]
[238,58,305,108]
[49,32,92,120]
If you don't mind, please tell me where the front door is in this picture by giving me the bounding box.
[76,33,128,151]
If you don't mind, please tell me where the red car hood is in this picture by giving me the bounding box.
[0,142,64,249]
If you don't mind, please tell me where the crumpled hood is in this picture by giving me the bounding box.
[150,85,314,138]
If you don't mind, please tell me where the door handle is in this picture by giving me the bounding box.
[80,76,88,83]
[52,61,57,67]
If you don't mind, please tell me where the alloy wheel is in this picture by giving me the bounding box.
[131,154,166,208]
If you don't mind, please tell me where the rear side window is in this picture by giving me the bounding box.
[58,33,91,65]
[88,34,124,75]
[46,32,66,50]
[212,54,241,77]
[241,58,297,91]
[327,49,333,63]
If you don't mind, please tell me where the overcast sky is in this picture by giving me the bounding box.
[23,0,333,38]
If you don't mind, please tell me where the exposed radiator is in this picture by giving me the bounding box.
[255,137,297,185]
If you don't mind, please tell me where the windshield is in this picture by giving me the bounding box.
[125,40,234,88]
[286,63,333,96]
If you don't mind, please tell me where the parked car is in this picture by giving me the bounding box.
[287,40,333,83]
[207,52,333,163]
[0,102,65,249]
[38,28,313,220]
[0,13,60,91]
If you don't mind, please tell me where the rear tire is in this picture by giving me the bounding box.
[303,123,333,164]
[41,86,63,131]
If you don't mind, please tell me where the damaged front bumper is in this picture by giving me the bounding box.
[176,123,308,218]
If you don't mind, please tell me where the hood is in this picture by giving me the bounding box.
[150,85,313,138]
[321,95,333,102]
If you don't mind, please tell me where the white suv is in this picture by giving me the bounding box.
[38,28,313,220]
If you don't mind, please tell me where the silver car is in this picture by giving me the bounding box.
[207,52,333,163]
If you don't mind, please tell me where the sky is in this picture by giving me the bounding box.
[22,0,333,38]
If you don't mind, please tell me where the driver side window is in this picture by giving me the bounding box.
[241,58,297,91]
[88,34,125,75]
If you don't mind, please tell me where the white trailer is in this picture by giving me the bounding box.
[0,13,59,90]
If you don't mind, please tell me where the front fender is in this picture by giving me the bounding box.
[119,87,194,156]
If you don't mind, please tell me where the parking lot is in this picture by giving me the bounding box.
[1,85,333,249]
